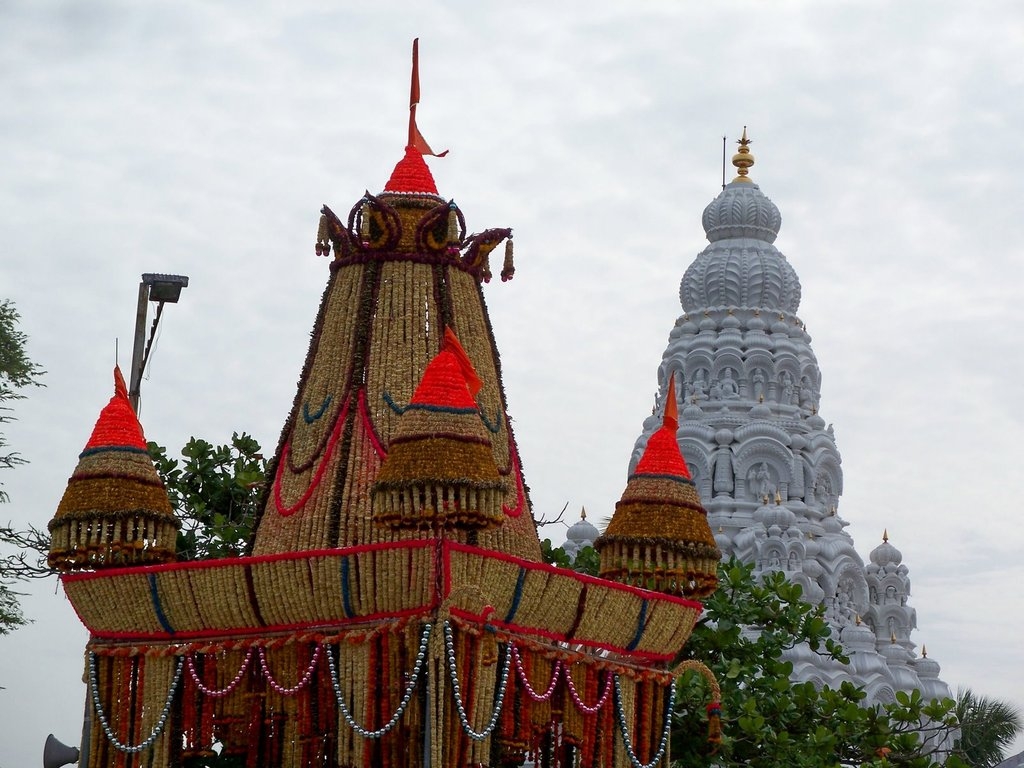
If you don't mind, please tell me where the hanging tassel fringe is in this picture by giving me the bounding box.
[501,238,515,281]
[706,701,722,751]
[315,214,331,257]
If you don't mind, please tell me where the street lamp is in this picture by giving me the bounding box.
[128,273,189,413]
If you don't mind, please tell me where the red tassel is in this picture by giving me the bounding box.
[706,701,722,752]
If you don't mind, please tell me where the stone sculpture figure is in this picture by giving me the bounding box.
[753,462,772,501]
[752,368,766,401]
[687,370,708,401]
[780,371,794,404]
[720,368,740,399]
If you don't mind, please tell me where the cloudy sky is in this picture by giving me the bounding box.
[2,1,1022,764]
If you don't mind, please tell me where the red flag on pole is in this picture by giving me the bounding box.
[408,38,448,157]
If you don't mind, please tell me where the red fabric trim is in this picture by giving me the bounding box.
[443,541,704,611]
[501,434,526,518]
[357,389,388,460]
[448,607,676,663]
[274,394,350,516]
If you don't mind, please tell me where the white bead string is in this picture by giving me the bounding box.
[325,623,432,738]
[258,645,321,695]
[186,648,253,697]
[444,621,511,740]
[88,652,183,754]
[613,675,677,768]
[565,664,613,714]
[511,644,561,701]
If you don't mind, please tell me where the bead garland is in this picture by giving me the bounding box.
[444,621,511,740]
[89,652,183,754]
[511,644,560,701]
[326,623,432,739]
[565,665,613,714]
[186,648,253,697]
[258,645,321,695]
[613,675,676,768]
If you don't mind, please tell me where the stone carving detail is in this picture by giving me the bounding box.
[625,156,949,705]
[751,368,767,401]
[749,462,774,501]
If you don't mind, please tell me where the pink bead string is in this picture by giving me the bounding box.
[186,649,253,698]
[511,644,561,701]
[565,665,612,714]
[258,645,322,695]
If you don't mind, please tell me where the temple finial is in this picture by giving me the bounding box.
[883,528,889,543]
[922,645,928,658]
[581,506,587,521]
[407,39,447,158]
[731,126,755,183]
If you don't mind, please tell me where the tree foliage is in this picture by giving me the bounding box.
[0,299,45,635]
[148,433,267,560]
[671,560,967,768]
[954,688,1023,768]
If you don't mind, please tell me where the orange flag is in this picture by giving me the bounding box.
[443,327,482,397]
[408,38,448,157]
[664,375,679,429]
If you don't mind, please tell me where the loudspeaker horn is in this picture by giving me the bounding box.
[43,734,79,768]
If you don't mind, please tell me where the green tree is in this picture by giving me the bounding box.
[954,688,1023,768]
[0,299,45,635]
[671,560,966,768]
[148,432,267,560]
[540,543,969,768]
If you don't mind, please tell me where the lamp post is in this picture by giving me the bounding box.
[128,273,189,413]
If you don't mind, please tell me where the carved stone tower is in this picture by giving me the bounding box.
[630,130,949,704]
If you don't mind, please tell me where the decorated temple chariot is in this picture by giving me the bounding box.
[47,42,721,768]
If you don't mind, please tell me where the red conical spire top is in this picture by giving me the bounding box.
[83,366,148,452]
[633,376,690,479]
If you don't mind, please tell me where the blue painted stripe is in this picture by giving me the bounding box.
[505,568,527,624]
[626,599,649,651]
[303,395,333,424]
[340,557,355,619]
[148,574,175,635]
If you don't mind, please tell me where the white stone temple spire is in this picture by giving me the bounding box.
[628,130,949,704]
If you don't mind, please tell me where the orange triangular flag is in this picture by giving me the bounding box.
[443,327,482,397]
[408,38,448,158]
[664,376,679,429]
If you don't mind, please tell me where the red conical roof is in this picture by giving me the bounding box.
[384,145,439,195]
[83,367,148,452]
[633,377,690,479]
[409,328,480,409]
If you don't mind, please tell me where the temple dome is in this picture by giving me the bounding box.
[701,181,781,244]
[680,131,801,314]
[869,531,903,568]
[566,508,600,548]
[681,234,801,314]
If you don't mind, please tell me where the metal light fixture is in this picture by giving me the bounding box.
[128,273,189,413]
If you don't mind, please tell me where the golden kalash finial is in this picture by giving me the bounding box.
[732,126,755,182]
